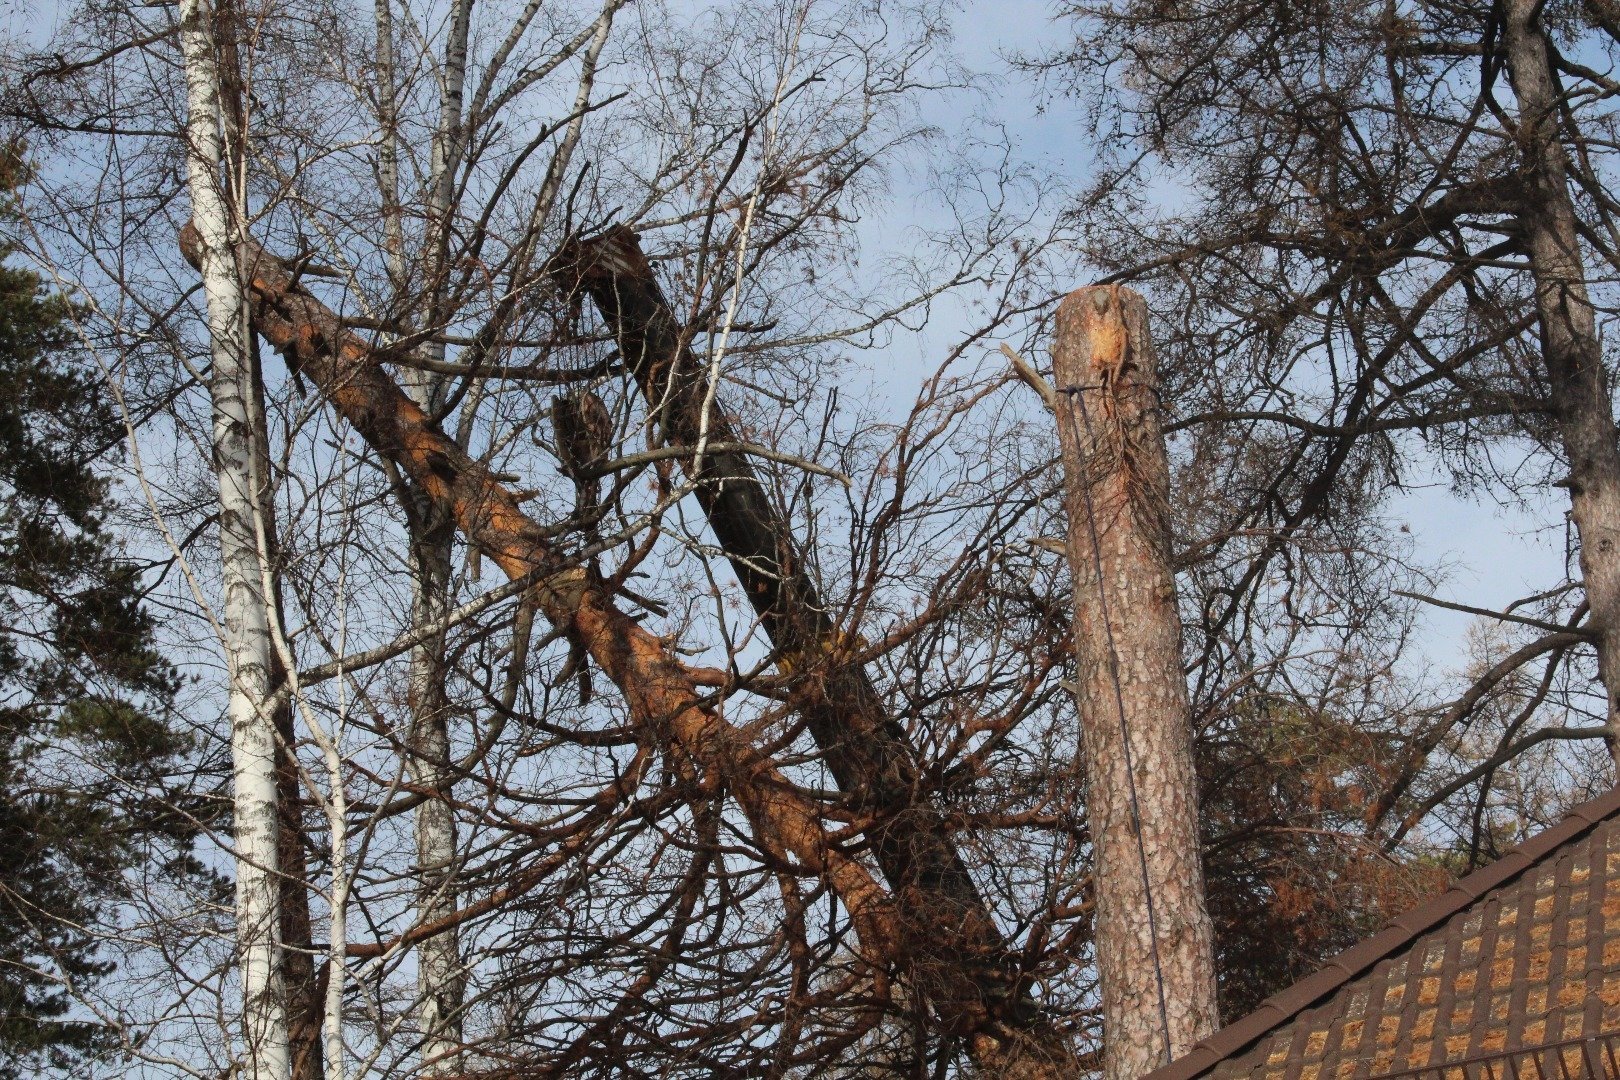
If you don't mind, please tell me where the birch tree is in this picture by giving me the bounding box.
[176,0,290,1072]
[0,0,1498,1072]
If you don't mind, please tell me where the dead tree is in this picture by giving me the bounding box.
[1050,285,1218,1079]
[181,218,1098,1077]
[1047,0,1620,850]
[177,223,1108,1077]
[550,228,1080,1075]
[551,390,613,522]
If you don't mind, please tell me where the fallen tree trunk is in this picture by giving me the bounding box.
[180,221,901,950]
[551,229,1078,1072]
[181,222,1077,1076]
[179,219,915,1017]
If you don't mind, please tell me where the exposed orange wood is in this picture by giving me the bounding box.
[179,223,900,964]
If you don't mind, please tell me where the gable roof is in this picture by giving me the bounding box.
[1148,785,1620,1080]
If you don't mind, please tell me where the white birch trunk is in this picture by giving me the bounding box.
[374,0,404,294]
[407,532,464,1074]
[390,8,615,1066]
[427,0,472,257]
[178,0,290,1075]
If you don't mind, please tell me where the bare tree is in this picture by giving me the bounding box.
[0,0,1113,1072]
[4,0,1513,1071]
[176,0,290,1071]
[1040,0,1619,861]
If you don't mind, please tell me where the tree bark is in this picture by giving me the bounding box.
[404,518,465,1073]
[550,229,1079,1073]
[1050,285,1218,1080]
[419,0,473,379]
[393,8,475,1062]
[213,8,323,1069]
[272,650,323,1080]
[177,2,290,1074]
[1501,0,1620,770]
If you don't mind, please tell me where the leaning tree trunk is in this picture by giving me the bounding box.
[177,2,290,1075]
[1502,0,1620,770]
[174,224,1094,1078]
[551,229,1079,1075]
[178,219,908,973]
[1051,285,1218,1080]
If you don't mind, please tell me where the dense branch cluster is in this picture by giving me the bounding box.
[0,0,1617,1075]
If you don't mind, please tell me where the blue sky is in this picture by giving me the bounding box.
[886,1,1574,678]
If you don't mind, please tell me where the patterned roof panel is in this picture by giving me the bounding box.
[1150,788,1620,1080]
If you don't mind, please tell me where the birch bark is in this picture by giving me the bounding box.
[177,0,290,1074]
[394,14,618,1066]
[394,3,474,1065]
[404,524,464,1074]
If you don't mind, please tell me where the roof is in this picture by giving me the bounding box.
[1148,785,1620,1080]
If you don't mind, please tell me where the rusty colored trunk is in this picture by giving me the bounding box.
[1051,285,1218,1079]
[178,220,900,979]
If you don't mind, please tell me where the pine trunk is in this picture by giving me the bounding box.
[1502,0,1620,770]
[1051,285,1218,1080]
[551,229,1080,1074]
[272,659,322,1080]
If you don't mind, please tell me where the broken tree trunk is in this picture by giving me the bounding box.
[181,221,1082,1077]
[1051,286,1218,1080]
[178,218,906,1007]
[551,229,1078,1075]
[1501,0,1620,770]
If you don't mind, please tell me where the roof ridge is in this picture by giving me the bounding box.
[1144,784,1620,1080]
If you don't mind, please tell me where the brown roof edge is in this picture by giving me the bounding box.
[1143,785,1620,1080]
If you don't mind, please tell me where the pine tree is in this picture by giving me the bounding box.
[0,143,189,1077]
